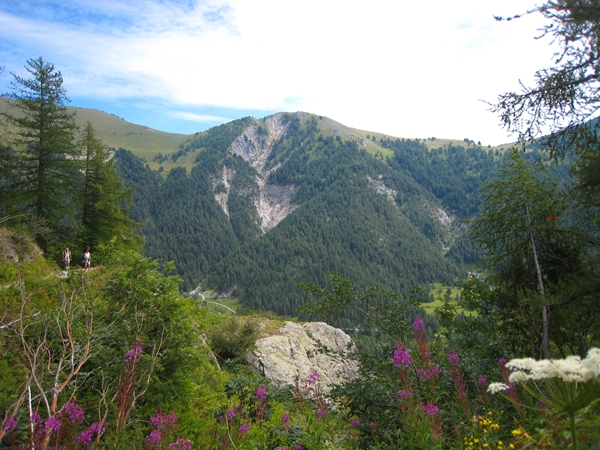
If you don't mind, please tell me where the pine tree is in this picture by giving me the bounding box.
[1,57,78,250]
[78,122,141,256]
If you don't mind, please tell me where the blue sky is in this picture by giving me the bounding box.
[0,0,558,145]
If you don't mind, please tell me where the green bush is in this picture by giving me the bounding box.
[207,317,260,360]
[0,263,17,282]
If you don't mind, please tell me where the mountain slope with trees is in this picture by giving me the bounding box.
[112,112,560,317]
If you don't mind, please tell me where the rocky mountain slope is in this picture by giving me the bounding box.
[112,111,509,322]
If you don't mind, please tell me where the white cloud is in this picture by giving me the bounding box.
[170,111,233,123]
[0,0,560,145]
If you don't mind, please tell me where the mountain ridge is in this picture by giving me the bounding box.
[1,97,515,165]
[111,111,509,321]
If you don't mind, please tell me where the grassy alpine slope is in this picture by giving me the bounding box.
[0,97,189,159]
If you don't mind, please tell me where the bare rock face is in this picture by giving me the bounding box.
[219,113,300,232]
[212,166,236,217]
[254,181,298,232]
[228,113,289,173]
[367,176,397,203]
[246,322,360,392]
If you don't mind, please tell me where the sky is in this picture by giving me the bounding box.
[0,0,559,146]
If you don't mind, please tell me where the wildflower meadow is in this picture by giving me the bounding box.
[2,316,598,449]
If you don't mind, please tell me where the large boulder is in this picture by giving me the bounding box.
[246,321,359,392]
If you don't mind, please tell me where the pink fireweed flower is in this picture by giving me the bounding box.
[393,347,412,368]
[448,350,460,364]
[146,429,162,444]
[412,317,431,363]
[151,410,177,429]
[44,417,62,435]
[413,317,425,331]
[75,422,106,446]
[30,411,41,425]
[350,419,361,428]
[280,413,290,423]
[62,401,85,424]
[124,341,143,363]
[255,385,267,400]
[478,376,487,386]
[239,423,251,433]
[169,438,192,449]
[5,416,18,433]
[227,409,235,421]
[419,402,440,416]
[417,366,441,381]
[397,389,412,399]
[316,408,327,418]
[308,371,319,384]
[76,429,94,446]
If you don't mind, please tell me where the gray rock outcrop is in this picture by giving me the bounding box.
[246,321,359,392]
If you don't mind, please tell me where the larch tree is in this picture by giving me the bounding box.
[1,57,79,250]
[471,150,586,358]
[492,1,600,238]
[78,121,141,256]
[490,1,600,357]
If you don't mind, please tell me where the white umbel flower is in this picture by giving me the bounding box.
[506,348,600,384]
[508,371,528,384]
[487,382,509,394]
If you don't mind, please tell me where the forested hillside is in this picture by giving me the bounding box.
[113,112,565,317]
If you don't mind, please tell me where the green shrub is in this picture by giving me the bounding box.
[207,317,260,360]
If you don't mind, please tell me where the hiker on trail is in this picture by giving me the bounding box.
[62,247,72,270]
[83,249,91,270]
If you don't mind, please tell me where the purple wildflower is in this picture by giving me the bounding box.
[316,408,326,418]
[276,447,288,450]
[417,366,441,381]
[294,445,304,450]
[370,422,377,429]
[151,410,177,429]
[227,409,235,421]
[419,402,440,416]
[393,348,412,367]
[498,358,507,367]
[255,385,267,400]
[239,423,251,433]
[44,417,62,435]
[76,422,106,446]
[477,376,487,386]
[62,401,85,424]
[308,371,319,384]
[30,411,41,425]
[124,341,143,363]
[146,429,162,444]
[397,389,412,399]
[448,350,460,364]
[350,419,361,428]
[76,429,94,446]
[169,438,192,449]
[5,416,18,433]
[280,413,290,423]
[412,317,424,331]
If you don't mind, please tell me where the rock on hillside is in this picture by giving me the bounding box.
[0,229,43,264]
[246,321,359,392]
